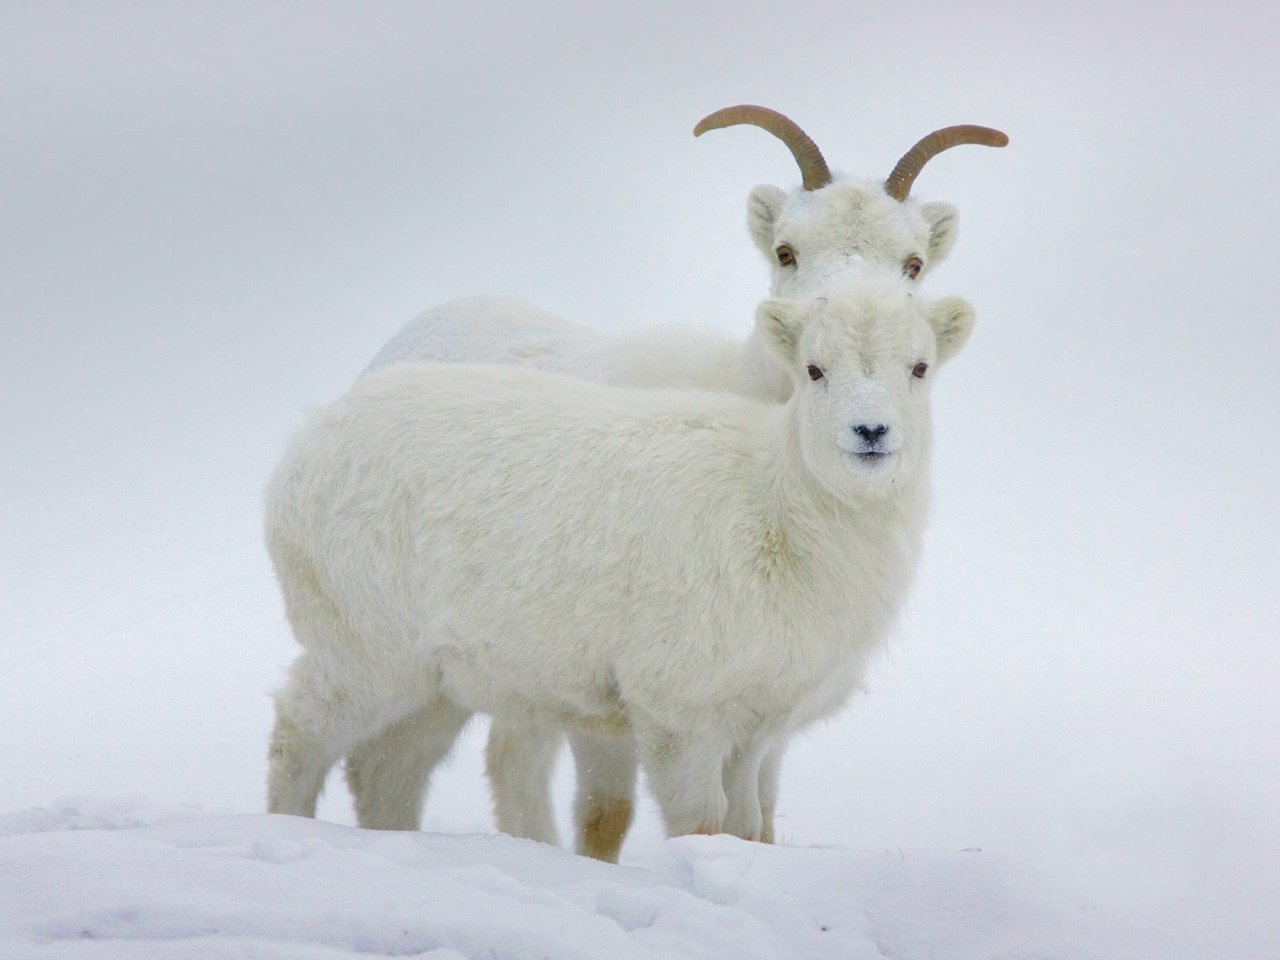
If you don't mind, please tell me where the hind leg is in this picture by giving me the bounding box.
[757,742,785,844]
[346,697,472,830]
[486,717,563,845]
[267,651,422,819]
[569,730,637,862]
[722,739,766,842]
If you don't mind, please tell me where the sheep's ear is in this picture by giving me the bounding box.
[925,296,975,364]
[747,185,788,260]
[920,202,958,272]
[756,297,804,365]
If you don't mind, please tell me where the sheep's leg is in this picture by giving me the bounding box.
[722,741,766,842]
[268,651,418,818]
[720,737,785,843]
[485,717,563,846]
[567,730,637,862]
[634,723,729,838]
[345,697,472,830]
[757,743,784,844]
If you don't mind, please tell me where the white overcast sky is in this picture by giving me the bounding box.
[2,0,1277,947]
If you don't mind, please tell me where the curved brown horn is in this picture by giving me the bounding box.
[884,125,1009,201]
[694,105,832,191]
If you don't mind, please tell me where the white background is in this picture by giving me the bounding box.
[3,1,1276,951]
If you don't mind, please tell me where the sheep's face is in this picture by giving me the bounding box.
[756,276,974,501]
[748,176,958,299]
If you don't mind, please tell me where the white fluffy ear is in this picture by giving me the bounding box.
[919,202,959,272]
[755,297,804,366]
[747,185,788,260]
[925,296,975,364]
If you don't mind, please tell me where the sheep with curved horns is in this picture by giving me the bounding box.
[344,106,1006,859]
[266,275,977,851]
[364,105,1006,404]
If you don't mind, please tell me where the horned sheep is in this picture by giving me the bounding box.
[365,107,1006,407]
[265,275,976,851]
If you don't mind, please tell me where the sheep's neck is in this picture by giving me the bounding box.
[756,404,930,596]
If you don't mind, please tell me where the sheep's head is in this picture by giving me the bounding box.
[756,275,974,500]
[695,106,1007,298]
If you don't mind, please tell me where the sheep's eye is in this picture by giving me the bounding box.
[807,364,824,381]
[903,256,923,279]
[776,244,796,267]
[912,361,929,379]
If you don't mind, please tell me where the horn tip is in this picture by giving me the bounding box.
[692,104,777,138]
[970,125,1009,147]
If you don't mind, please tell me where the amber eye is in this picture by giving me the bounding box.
[807,364,824,381]
[903,256,923,279]
[776,244,796,267]
[912,361,929,379]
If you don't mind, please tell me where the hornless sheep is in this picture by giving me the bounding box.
[346,107,1005,859]
[265,275,976,851]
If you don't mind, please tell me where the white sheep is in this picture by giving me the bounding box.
[265,275,976,853]
[344,107,1005,858]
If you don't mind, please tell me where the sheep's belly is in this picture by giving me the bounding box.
[416,602,874,740]
[431,640,630,735]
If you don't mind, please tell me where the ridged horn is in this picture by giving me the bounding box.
[884,125,1009,201]
[694,105,832,191]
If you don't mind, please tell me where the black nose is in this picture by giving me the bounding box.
[853,423,889,443]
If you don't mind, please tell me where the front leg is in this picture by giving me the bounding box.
[486,716,562,846]
[722,740,767,842]
[568,730,636,862]
[633,720,729,838]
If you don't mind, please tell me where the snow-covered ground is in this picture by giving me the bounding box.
[1,803,1166,959]
[3,3,1277,958]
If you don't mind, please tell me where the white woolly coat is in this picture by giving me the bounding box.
[266,361,927,747]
